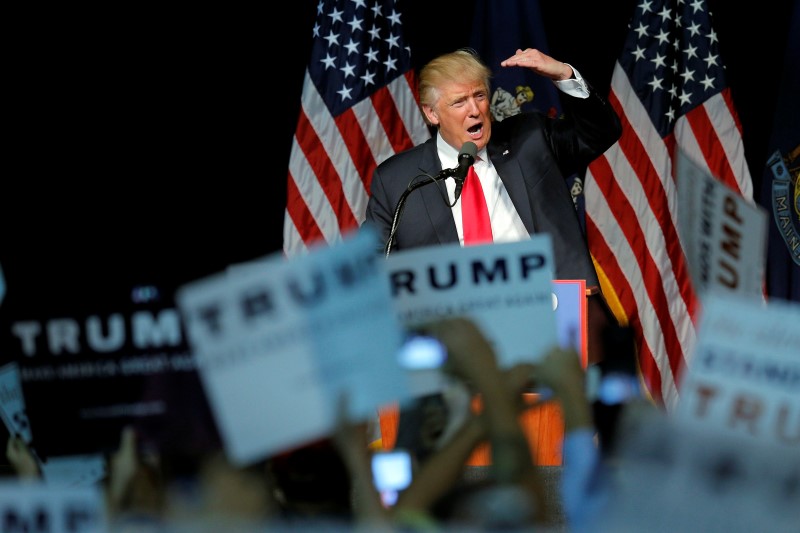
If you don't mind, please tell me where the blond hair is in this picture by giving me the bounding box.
[418,49,492,111]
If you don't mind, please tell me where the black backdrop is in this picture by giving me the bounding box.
[1,0,795,314]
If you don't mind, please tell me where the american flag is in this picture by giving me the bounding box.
[584,0,754,409]
[283,0,430,256]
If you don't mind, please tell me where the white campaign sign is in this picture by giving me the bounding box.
[676,149,768,299]
[385,235,557,367]
[0,481,107,533]
[39,455,107,488]
[0,362,106,487]
[177,227,412,465]
[675,293,800,449]
[0,362,33,443]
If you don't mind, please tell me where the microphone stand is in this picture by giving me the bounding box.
[384,170,454,258]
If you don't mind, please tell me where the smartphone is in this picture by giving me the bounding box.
[371,449,413,507]
[596,372,640,405]
[592,325,640,457]
[397,334,447,370]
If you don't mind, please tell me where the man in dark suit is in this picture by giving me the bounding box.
[366,47,621,352]
[366,47,619,280]
[364,47,621,459]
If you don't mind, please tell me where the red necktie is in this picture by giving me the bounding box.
[461,165,493,245]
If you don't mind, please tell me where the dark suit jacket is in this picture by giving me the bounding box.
[365,85,621,287]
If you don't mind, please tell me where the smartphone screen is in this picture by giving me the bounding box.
[593,325,640,457]
[371,449,413,507]
[397,335,447,369]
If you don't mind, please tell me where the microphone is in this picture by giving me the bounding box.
[383,141,477,257]
[452,141,478,203]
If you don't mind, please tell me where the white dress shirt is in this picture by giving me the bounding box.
[437,138,529,245]
[436,65,591,245]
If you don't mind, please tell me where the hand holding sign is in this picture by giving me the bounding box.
[178,227,413,465]
[676,293,800,450]
[386,235,558,367]
[676,149,768,299]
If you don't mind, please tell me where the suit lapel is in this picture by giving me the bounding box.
[488,141,536,234]
[417,141,459,243]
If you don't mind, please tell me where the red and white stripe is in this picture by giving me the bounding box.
[585,62,753,410]
[284,70,430,256]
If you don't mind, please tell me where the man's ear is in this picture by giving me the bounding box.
[422,104,439,126]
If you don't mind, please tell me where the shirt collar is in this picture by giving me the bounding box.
[435,134,459,168]
[436,134,487,166]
